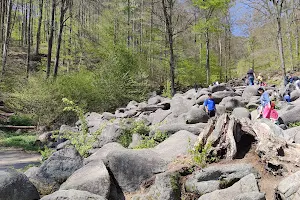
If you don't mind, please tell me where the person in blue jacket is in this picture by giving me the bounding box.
[204,93,216,118]
[257,87,271,118]
[283,92,291,103]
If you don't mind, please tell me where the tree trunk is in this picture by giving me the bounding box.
[26,0,32,78]
[53,0,69,78]
[205,28,210,85]
[127,0,130,48]
[1,0,13,78]
[218,36,222,81]
[162,0,176,96]
[46,0,56,79]
[276,16,287,80]
[35,0,43,56]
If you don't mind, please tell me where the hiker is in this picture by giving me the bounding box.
[258,87,271,118]
[247,68,255,86]
[284,92,291,103]
[257,73,263,85]
[284,75,289,86]
[204,93,216,118]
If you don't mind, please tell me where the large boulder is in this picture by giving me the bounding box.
[232,107,250,119]
[148,109,172,125]
[283,126,300,143]
[234,192,266,200]
[85,112,107,134]
[105,149,167,192]
[242,86,260,101]
[27,148,83,195]
[150,123,206,136]
[0,169,40,200]
[275,171,300,200]
[93,123,124,148]
[132,171,181,200]
[185,164,258,195]
[210,83,232,93]
[213,91,237,104]
[170,96,195,117]
[220,96,244,111]
[60,160,110,198]
[153,130,198,162]
[198,174,261,200]
[148,96,164,105]
[291,90,300,101]
[84,143,125,165]
[186,106,209,124]
[40,189,106,200]
[278,106,300,125]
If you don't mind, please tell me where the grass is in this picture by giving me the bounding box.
[0,131,39,151]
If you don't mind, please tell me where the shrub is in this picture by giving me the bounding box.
[60,98,104,157]
[0,132,38,151]
[10,115,33,126]
[289,122,300,128]
[189,142,218,168]
[39,146,55,161]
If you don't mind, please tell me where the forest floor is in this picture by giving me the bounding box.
[0,147,41,171]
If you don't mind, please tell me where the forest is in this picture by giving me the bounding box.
[0,0,299,126]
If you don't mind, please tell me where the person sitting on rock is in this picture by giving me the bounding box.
[204,93,216,118]
[257,73,263,85]
[258,87,271,118]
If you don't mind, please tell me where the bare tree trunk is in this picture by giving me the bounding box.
[276,16,287,79]
[46,0,56,79]
[205,28,210,85]
[53,0,69,78]
[127,0,130,48]
[219,35,222,81]
[162,0,176,96]
[35,0,43,56]
[26,0,32,78]
[1,0,12,78]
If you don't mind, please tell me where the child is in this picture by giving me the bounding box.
[204,93,216,118]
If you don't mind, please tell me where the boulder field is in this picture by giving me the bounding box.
[2,82,300,199]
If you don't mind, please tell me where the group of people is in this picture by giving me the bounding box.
[245,68,266,86]
[203,87,278,121]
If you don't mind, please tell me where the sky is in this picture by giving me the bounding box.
[230,1,252,37]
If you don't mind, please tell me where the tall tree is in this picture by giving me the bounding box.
[1,0,13,78]
[35,0,44,56]
[46,0,56,78]
[162,0,176,96]
[53,0,71,78]
[27,0,32,78]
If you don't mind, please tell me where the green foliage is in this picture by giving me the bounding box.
[0,131,38,151]
[162,80,172,98]
[61,98,104,157]
[189,142,217,168]
[39,146,55,161]
[134,131,169,149]
[118,120,150,148]
[9,114,33,126]
[288,122,300,128]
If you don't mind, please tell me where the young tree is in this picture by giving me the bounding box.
[193,0,230,84]
[1,0,13,78]
[53,0,72,78]
[35,0,44,56]
[46,0,56,78]
[27,0,33,78]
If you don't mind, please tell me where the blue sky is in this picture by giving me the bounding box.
[230,1,252,37]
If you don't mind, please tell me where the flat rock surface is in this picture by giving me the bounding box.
[0,148,41,170]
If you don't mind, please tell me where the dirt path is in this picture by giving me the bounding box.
[0,148,41,171]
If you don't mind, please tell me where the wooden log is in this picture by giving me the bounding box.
[0,125,36,129]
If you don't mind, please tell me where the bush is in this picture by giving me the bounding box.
[6,67,150,126]
[0,131,38,151]
[10,115,33,126]
[189,142,218,168]
[61,98,104,157]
